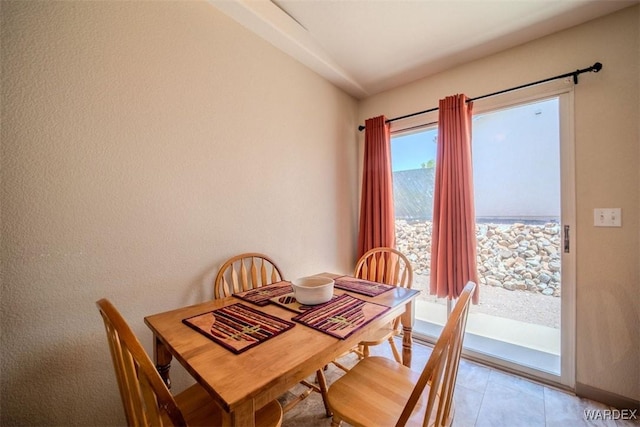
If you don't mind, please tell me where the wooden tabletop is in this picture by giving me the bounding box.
[144,273,420,426]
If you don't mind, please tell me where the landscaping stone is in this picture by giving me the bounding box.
[396,219,562,297]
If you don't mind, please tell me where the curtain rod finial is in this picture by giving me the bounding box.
[358,125,365,131]
[592,62,603,72]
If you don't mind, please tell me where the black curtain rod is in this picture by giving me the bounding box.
[358,61,602,131]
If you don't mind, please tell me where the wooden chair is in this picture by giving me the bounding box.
[353,247,414,363]
[214,252,284,298]
[326,281,476,427]
[96,298,283,427]
[213,253,332,416]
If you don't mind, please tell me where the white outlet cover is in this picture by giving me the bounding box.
[594,208,622,227]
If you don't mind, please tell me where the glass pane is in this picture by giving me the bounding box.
[391,98,562,375]
[469,98,561,374]
[391,128,447,338]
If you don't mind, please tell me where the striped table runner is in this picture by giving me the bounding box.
[334,276,395,297]
[183,303,295,354]
[270,292,340,313]
[233,281,293,306]
[292,294,389,339]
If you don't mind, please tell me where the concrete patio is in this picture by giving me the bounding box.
[415,300,561,375]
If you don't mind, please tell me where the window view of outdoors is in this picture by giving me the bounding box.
[391,98,561,366]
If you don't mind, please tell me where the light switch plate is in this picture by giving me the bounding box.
[594,208,622,227]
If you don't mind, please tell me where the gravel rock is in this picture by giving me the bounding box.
[396,220,562,297]
[398,220,562,329]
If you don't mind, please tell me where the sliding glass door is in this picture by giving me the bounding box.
[390,90,575,388]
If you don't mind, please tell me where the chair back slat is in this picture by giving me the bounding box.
[253,257,262,286]
[438,297,470,425]
[140,376,162,426]
[423,347,448,427]
[214,253,283,298]
[220,277,230,298]
[376,254,386,281]
[395,281,476,427]
[105,322,138,425]
[360,263,369,281]
[122,347,149,426]
[388,254,399,284]
[97,299,187,427]
[230,268,240,294]
[368,257,378,281]
[240,261,249,292]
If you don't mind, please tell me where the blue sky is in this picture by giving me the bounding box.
[391,128,438,171]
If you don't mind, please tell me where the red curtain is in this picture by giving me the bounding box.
[357,116,395,259]
[430,95,479,303]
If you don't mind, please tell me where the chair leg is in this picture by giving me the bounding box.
[355,344,365,359]
[316,369,332,417]
[282,387,314,413]
[330,415,343,427]
[389,336,402,363]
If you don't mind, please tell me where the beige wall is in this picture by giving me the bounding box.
[0,1,358,425]
[360,5,639,404]
[2,1,638,425]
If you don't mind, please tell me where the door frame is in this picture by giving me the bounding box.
[406,85,577,389]
[464,86,576,389]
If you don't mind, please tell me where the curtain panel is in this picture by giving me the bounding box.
[357,116,395,259]
[430,95,479,303]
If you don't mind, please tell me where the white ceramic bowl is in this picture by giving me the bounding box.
[291,276,335,305]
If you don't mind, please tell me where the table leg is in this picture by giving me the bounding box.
[401,300,415,368]
[153,335,172,389]
[222,399,254,427]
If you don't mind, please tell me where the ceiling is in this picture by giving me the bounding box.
[210,0,638,99]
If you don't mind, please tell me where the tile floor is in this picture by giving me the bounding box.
[281,339,639,426]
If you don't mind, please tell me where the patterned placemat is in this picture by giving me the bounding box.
[292,294,390,339]
[270,292,340,313]
[182,303,295,354]
[334,276,395,297]
[233,281,293,306]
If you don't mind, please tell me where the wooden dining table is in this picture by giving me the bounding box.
[144,273,420,427]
